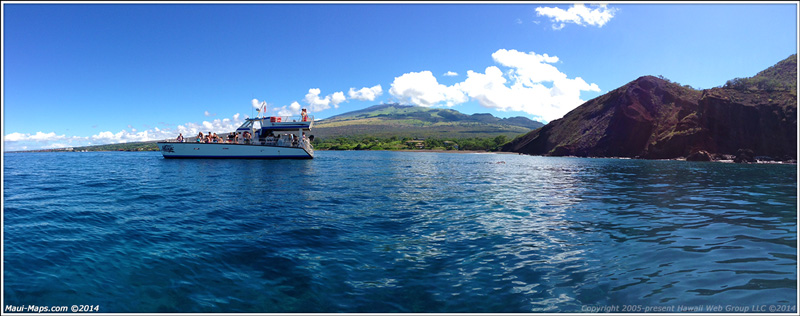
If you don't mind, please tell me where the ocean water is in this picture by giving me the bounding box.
[3,151,797,313]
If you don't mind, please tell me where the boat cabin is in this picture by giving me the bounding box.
[233,116,313,146]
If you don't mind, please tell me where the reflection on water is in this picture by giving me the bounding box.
[3,151,797,312]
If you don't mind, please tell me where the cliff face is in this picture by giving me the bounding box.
[505,76,703,158]
[698,88,797,160]
[504,76,797,161]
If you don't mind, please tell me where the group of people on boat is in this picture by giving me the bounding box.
[192,131,238,144]
[174,132,251,144]
[174,130,308,148]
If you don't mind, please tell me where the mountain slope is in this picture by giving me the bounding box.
[312,103,545,140]
[504,54,797,161]
[724,54,797,92]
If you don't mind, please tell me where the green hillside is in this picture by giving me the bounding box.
[311,103,544,140]
[723,54,797,92]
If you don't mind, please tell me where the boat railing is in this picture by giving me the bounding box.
[253,115,314,124]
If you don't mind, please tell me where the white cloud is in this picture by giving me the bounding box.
[302,88,341,112]
[290,101,302,113]
[274,101,303,116]
[385,49,599,122]
[348,85,383,101]
[492,49,561,84]
[331,91,346,108]
[4,131,67,142]
[276,108,293,117]
[304,88,329,111]
[44,143,69,149]
[535,4,617,29]
[270,102,297,117]
[389,71,467,107]
[443,71,458,77]
[4,132,27,142]
[30,132,65,141]
[4,111,247,151]
[459,49,600,121]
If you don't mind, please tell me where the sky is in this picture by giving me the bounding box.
[2,1,797,151]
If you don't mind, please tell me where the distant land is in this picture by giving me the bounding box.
[311,103,545,140]
[11,104,543,153]
[504,54,797,163]
[9,141,161,153]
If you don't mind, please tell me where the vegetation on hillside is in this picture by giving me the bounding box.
[723,54,797,93]
[313,135,512,152]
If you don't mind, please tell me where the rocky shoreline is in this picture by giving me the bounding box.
[514,152,797,164]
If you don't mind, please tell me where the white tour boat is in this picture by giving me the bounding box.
[157,115,315,159]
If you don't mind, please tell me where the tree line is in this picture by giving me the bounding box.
[723,76,795,92]
[312,135,514,152]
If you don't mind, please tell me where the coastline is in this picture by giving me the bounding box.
[317,149,519,154]
[7,149,796,164]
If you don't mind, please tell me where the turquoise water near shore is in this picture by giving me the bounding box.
[3,151,797,312]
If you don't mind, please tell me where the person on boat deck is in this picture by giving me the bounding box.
[301,108,308,122]
[244,131,252,144]
[197,132,204,143]
[177,133,184,142]
[212,133,219,143]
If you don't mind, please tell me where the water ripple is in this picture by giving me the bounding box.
[3,151,796,312]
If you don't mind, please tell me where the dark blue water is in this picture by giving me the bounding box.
[3,151,797,312]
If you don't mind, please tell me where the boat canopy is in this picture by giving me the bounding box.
[237,115,314,132]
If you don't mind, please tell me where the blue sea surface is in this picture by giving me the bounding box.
[3,151,797,312]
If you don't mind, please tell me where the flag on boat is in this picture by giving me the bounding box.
[260,101,267,117]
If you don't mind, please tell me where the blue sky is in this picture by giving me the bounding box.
[3,2,797,151]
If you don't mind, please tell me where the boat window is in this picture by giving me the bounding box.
[252,121,262,129]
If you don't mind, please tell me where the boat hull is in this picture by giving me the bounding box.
[157,142,313,159]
